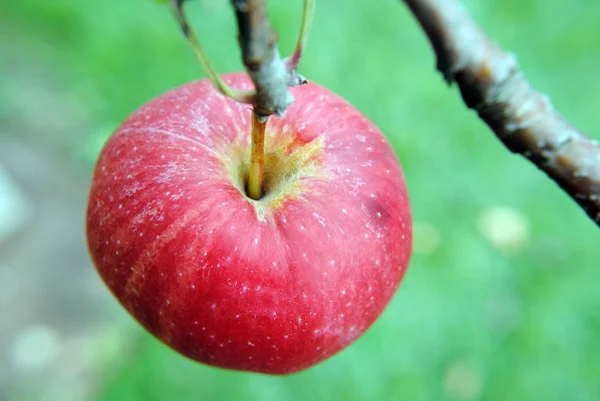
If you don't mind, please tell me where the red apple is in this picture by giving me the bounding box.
[86,73,412,374]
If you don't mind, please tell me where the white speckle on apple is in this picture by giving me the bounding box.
[345,168,352,172]
[341,208,347,214]
[118,204,123,209]
[302,253,307,258]
[370,296,375,302]
[211,303,216,310]
[316,347,321,351]
[254,237,259,245]
[341,290,346,295]
[313,212,326,227]
[166,299,170,305]
[329,259,335,265]
[300,225,306,231]
[366,147,373,152]
[191,284,196,290]
[297,317,302,325]
[236,314,240,319]
[283,335,289,339]
[248,341,255,347]
[219,343,224,347]
[377,212,382,218]
[356,135,366,142]
[209,334,215,340]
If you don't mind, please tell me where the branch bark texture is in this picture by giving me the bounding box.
[403,0,600,226]
[230,0,307,117]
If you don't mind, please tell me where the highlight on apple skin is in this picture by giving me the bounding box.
[86,73,412,374]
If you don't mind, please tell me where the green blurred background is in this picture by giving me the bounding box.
[1,0,599,400]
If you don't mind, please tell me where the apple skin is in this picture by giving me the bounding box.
[86,73,412,374]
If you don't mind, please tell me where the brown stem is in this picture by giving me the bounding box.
[247,112,267,200]
[402,0,600,227]
[230,0,307,117]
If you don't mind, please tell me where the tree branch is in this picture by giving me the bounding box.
[230,0,307,117]
[402,0,600,227]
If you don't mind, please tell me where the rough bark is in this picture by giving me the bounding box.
[403,0,600,226]
[230,0,307,117]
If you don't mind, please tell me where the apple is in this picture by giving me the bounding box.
[86,73,412,374]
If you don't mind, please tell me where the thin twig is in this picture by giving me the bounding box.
[286,0,314,70]
[170,0,254,103]
[402,0,600,227]
[230,0,308,117]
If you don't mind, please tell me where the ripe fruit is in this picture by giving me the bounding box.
[86,73,412,374]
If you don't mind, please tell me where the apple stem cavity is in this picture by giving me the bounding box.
[168,0,315,200]
[247,113,267,200]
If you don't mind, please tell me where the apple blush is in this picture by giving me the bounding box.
[86,73,412,374]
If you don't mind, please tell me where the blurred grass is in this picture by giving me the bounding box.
[2,0,600,400]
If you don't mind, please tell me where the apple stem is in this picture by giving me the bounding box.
[247,112,267,200]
